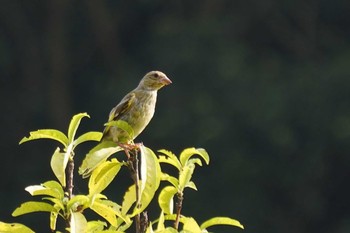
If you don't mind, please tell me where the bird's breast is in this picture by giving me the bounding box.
[128,91,157,137]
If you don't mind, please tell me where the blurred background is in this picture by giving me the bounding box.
[1,0,350,232]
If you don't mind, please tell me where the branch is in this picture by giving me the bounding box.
[126,149,141,233]
[66,158,74,199]
[174,192,184,230]
[64,157,74,232]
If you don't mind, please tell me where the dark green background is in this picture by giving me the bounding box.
[1,1,350,232]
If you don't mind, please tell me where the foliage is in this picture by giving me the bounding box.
[0,113,243,233]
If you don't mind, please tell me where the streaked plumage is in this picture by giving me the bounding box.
[102,71,172,143]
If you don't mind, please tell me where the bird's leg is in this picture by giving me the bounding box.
[118,142,143,158]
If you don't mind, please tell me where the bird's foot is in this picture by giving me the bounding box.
[118,142,143,158]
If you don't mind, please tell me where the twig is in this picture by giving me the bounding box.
[174,192,184,230]
[127,149,142,233]
[140,211,149,233]
[66,158,74,199]
[65,156,74,232]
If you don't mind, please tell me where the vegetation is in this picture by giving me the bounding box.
[0,113,243,233]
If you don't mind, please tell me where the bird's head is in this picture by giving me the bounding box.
[138,71,172,91]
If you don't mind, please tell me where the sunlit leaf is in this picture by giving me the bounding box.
[50,147,69,187]
[131,146,161,216]
[12,201,55,216]
[70,211,88,233]
[160,173,179,189]
[19,129,68,147]
[146,221,154,233]
[182,217,202,233]
[67,112,90,143]
[163,214,177,221]
[50,208,59,231]
[185,181,197,191]
[158,186,177,214]
[115,218,133,232]
[158,149,181,171]
[178,163,195,191]
[91,195,130,226]
[159,227,178,233]
[188,158,203,166]
[0,222,34,233]
[162,214,202,232]
[90,199,118,226]
[43,197,65,213]
[104,120,134,140]
[200,217,244,230]
[73,131,103,148]
[86,220,107,232]
[79,141,123,178]
[67,195,90,212]
[43,180,64,198]
[89,159,123,195]
[121,184,136,216]
[156,211,165,231]
[25,184,61,199]
[179,148,209,166]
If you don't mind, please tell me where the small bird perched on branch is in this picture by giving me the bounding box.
[102,71,172,145]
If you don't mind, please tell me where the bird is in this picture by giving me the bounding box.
[102,70,172,146]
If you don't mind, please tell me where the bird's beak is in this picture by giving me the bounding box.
[160,75,172,85]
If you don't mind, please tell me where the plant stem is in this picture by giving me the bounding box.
[174,192,183,230]
[66,157,74,199]
[65,157,74,232]
[127,149,141,233]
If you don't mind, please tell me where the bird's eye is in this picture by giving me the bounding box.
[153,73,159,78]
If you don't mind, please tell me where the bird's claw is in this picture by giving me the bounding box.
[118,142,143,158]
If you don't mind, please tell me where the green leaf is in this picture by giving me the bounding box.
[25,184,62,199]
[67,112,90,143]
[179,148,210,166]
[43,180,65,198]
[178,163,195,191]
[0,222,34,233]
[43,197,65,213]
[86,220,107,232]
[156,211,165,231]
[70,211,88,233]
[200,217,244,230]
[90,195,130,225]
[12,201,55,216]
[19,129,68,147]
[158,149,182,171]
[67,195,90,212]
[90,198,119,226]
[50,147,70,187]
[157,227,178,233]
[163,214,177,221]
[188,158,203,166]
[121,184,136,216]
[79,141,123,178]
[104,120,134,140]
[73,131,103,148]
[50,208,60,231]
[25,181,64,200]
[160,173,179,189]
[89,159,123,195]
[158,186,177,214]
[146,221,154,233]
[131,146,161,216]
[182,217,202,233]
[185,181,197,191]
[114,218,133,232]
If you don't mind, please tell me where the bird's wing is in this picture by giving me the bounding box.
[108,92,136,121]
[102,92,136,139]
